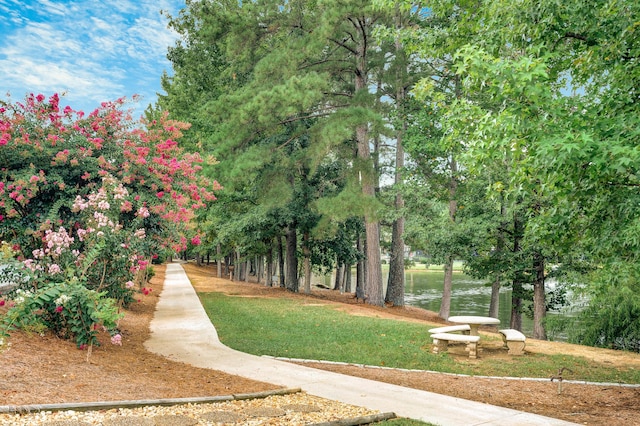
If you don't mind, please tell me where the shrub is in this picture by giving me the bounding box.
[0,93,218,349]
[1,280,122,348]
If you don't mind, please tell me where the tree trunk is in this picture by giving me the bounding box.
[285,226,298,292]
[334,261,343,291]
[510,213,523,330]
[489,194,507,318]
[533,251,547,340]
[348,16,383,307]
[439,255,453,319]
[356,233,365,301]
[303,232,311,294]
[386,218,405,306]
[278,235,285,288]
[385,158,405,306]
[341,265,348,293]
[223,254,230,277]
[344,265,352,293]
[244,260,250,282]
[234,250,241,281]
[439,157,458,318]
[216,244,222,278]
[266,241,273,287]
[511,280,523,331]
[489,276,501,318]
[256,255,263,284]
[357,123,383,305]
[385,15,408,307]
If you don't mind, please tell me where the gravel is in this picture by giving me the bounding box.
[0,393,385,425]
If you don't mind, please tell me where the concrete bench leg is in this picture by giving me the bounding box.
[432,339,448,354]
[466,341,478,359]
[506,340,526,356]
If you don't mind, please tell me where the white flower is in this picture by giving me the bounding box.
[54,294,71,305]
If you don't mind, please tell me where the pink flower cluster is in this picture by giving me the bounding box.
[110,333,122,346]
[71,175,130,215]
[38,227,74,258]
[137,206,150,218]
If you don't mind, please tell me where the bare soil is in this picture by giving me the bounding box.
[2,262,639,426]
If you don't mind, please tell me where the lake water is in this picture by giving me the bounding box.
[403,270,532,333]
[404,270,586,340]
[318,269,577,338]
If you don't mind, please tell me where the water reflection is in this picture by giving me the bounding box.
[318,269,575,338]
[403,271,527,330]
[402,270,582,339]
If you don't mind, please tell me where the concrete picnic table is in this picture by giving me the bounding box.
[447,315,500,336]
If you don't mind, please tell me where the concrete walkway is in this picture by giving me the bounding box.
[145,263,578,426]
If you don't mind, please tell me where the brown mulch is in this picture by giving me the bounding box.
[0,265,280,405]
[2,262,640,426]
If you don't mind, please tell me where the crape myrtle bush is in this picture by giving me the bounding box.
[0,93,219,349]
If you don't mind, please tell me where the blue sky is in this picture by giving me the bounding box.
[0,0,184,119]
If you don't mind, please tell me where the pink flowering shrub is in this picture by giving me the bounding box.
[0,93,219,349]
[1,280,122,349]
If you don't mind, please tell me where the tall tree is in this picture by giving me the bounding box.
[375,3,426,307]
[161,0,395,305]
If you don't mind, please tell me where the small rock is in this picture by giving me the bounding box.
[243,406,286,417]
[102,417,154,426]
[152,414,197,425]
[282,404,322,413]
[199,410,246,423]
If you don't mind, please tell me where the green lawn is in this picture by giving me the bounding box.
[198,292,640,384]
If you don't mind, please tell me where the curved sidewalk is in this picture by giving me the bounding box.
[145,263,578,426]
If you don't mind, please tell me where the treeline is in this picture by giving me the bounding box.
[153,0,640,351]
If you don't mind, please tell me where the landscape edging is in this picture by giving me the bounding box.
[0,387,302,414]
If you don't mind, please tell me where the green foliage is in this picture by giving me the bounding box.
[158,0,400,299]
[556,266,640,352]
[0,93,216,348]
[159,0,640,342]
[1,280,122,348]
[573,288,640,352]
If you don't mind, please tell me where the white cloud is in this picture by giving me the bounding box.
[34,0,68,16]
[0,0,182,117]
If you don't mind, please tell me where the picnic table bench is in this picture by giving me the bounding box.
[428,324,471,335]
[431,333,480,359]
[499,329,527,355]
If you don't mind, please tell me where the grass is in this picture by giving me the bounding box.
[197,292,640,384]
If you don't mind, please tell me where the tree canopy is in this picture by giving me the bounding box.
[150,0,640,349]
